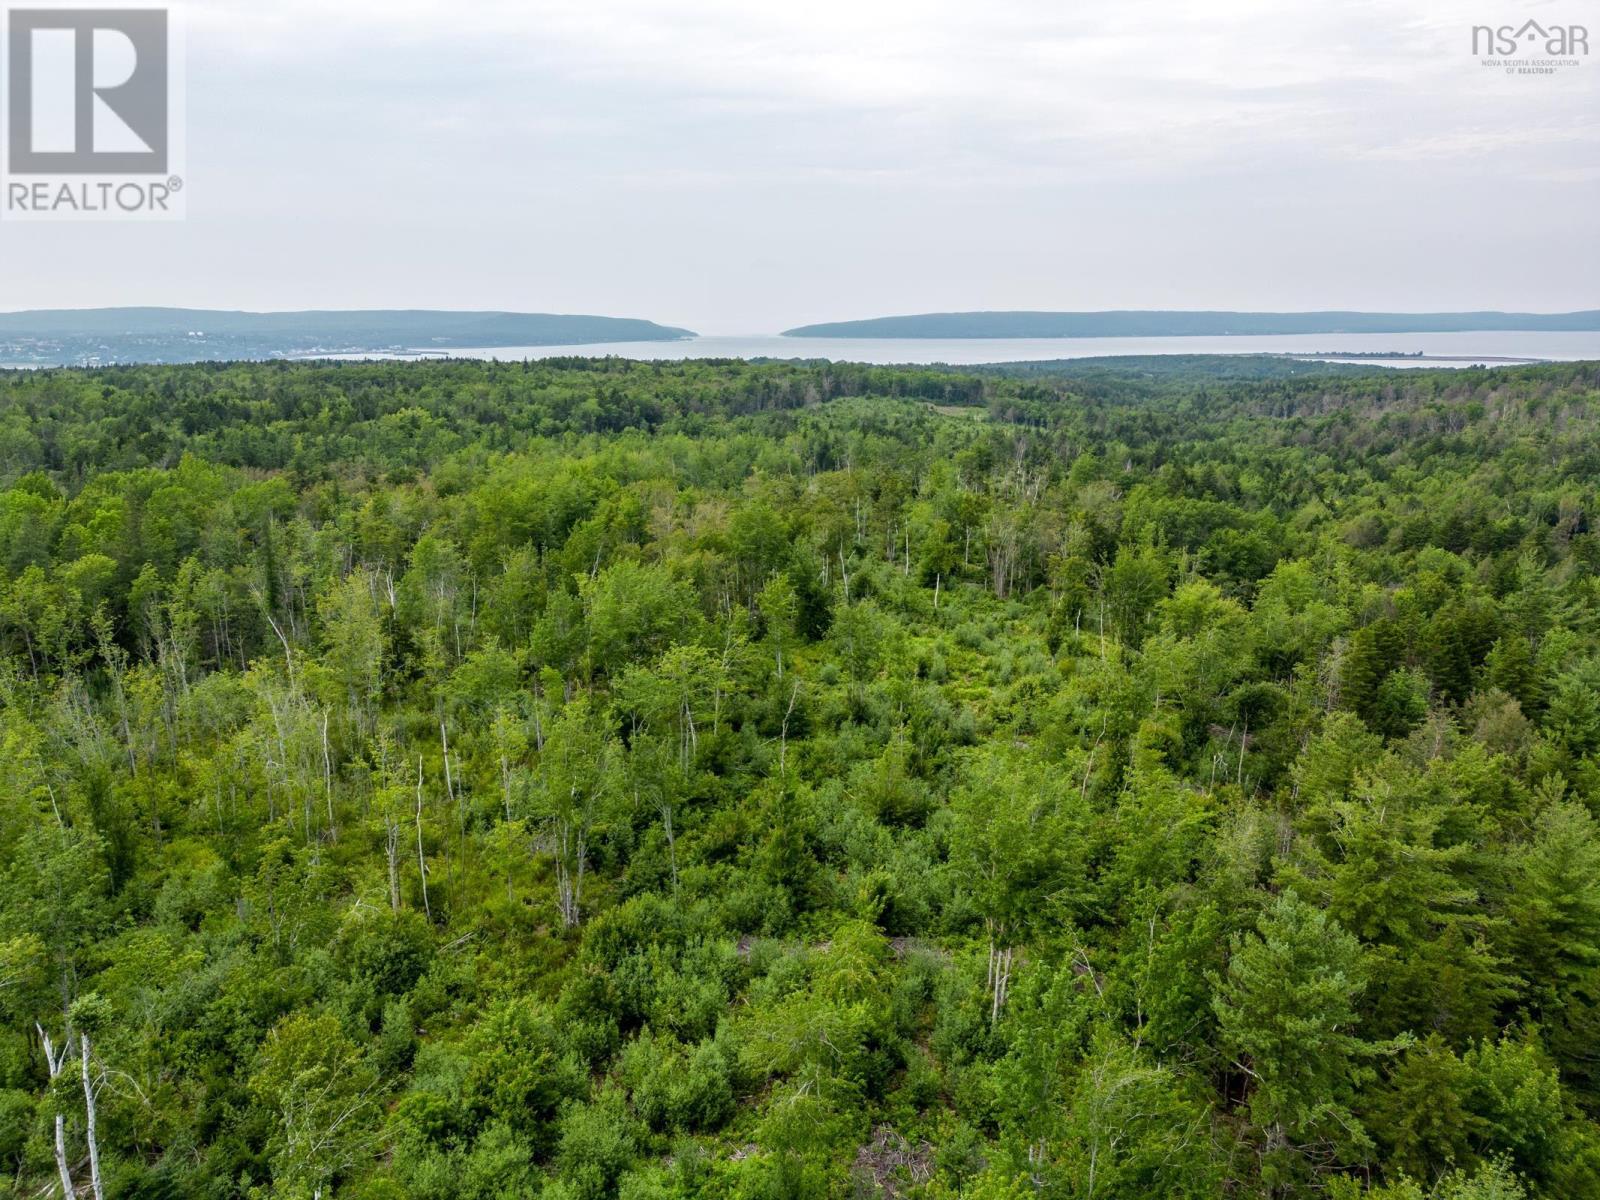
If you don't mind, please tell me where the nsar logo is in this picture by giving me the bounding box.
[1471,18,1588,75]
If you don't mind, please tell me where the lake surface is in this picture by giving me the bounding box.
[7,330,1600,371]
[366,331,1600,368]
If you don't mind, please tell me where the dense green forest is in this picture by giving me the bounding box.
[4,355,1600,1200]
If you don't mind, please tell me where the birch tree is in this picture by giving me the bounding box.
[532,697,618,929]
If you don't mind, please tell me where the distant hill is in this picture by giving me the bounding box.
[0,308,696,365]
[782,310,1600,339]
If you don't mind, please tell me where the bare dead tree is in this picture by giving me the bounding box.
[416,758,432,922]
[80,1032,105,1200]
[321,710,336,842]
[37,1024,74,1200]
[384,809,401,913]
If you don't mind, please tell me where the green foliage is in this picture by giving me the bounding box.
[248,1010,381,1198]
[1214,892,1380,1172]
[3,356,1600,1197]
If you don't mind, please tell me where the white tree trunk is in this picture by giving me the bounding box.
[80,1033,105,1200]
[37,1025,74,1199]
[385,814,401,912]
[55,1113,73,1199]
[416,758,431,921]
[986,932,1014,1023]
[321,710,336,842]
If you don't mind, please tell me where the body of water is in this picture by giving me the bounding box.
[8,330,1600,371]
[353,330,1600,368]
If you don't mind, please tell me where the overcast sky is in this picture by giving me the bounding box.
[2,0,1596,332]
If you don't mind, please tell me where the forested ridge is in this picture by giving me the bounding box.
[0,312,696,367]
[779,311,1600,338]
[4,356,1600,1199]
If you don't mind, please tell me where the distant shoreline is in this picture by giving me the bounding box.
[783,310,1600,339]
[1283,352,1550,364]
